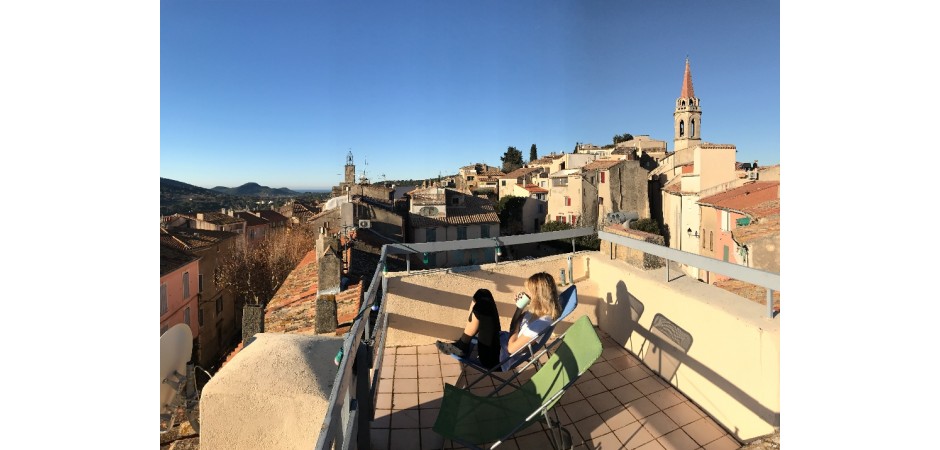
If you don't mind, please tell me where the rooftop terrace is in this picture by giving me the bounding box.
[195,229,780,450]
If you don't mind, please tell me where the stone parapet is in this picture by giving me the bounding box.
[600,225,665,270]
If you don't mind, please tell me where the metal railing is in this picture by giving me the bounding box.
[314,227,780,449]
[598,230,780,318]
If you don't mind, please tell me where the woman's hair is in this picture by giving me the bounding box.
[525,272,560,319]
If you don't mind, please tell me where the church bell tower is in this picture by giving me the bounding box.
[344,151,356,184]
[673,58,702,151]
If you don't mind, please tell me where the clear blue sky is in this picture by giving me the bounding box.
[160,0,779,190]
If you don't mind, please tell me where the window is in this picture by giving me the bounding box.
[216,295,223,314]
[552,178,568,187]
[709,231,713,251]
[679,120,685,137]
[564,196,571,206]
[182,272,190,298]
[426,228,437,242]
[691,119,696,136]
[556,215,563,223]
[160,284,168,315]
[501,180,506,186]
[571,215,578,225]
[184,307,191,326]
[723,245,729,262]
[481,225,490,238]
[467,176,475,181]
[600,171,606,183]
[457,226,467,240]
[198,274,204,293]
[599,197,604,205]
[198,307,204,326]
[721,210,730,231]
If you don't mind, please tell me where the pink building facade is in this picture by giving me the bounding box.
[160,243,201,339]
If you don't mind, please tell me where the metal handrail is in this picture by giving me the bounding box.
[598,230,780,318]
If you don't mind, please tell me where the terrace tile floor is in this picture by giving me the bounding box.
[370,328,741,450]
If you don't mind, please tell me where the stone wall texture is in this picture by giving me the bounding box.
[600,225,665,270]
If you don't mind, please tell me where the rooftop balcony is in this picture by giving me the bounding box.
[198,229,779,450]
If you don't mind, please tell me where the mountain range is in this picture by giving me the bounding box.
[210,182,301,197]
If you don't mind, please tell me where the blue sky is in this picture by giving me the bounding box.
[161,0,780,190]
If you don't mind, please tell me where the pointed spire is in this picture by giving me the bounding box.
[680,57,695,98]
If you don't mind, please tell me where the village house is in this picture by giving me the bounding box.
[405,186,501,267]
[161,227,240,369]
[160,241,200,341]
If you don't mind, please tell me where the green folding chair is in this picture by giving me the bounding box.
[432,315,602,450]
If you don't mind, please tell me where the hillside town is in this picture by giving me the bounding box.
[160,59,780,450]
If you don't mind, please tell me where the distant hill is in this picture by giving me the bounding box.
[211,182,301,197]
[161,177,221,196]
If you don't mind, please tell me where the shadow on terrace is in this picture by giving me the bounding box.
[202,228,780,450]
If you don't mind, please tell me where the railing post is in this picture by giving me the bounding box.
[767,288,774,318]
[567,255,573,285]
[406,257,410,274]
[571,238,576,254]
[665,259,670,282]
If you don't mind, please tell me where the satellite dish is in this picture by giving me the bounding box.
[160,323,203,434]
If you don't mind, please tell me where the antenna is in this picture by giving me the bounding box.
[160,323,206,434]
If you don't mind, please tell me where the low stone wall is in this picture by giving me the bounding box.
[600,225,665,269]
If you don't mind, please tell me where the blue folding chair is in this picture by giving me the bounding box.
[451,285,579,386]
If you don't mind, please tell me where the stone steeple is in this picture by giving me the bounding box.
[673,58,702,151]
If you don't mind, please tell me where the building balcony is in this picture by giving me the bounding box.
[197,229,779,450]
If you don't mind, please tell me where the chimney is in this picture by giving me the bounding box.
[242,303,264,345]
[196,213,205,221]
[753,160,758,169]
[315,236,342,333]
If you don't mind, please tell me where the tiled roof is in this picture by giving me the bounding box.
[257,210,289,224]
[501,167,540,178]
[522,184,548,194]
[265,250,320,334]
[235,211,270,227]
[698,181,780,217]
[190,211,245,226]
[409,190,499,228]
[582,159,623,171]
[549,168,580,178]
[160,241,200,276]
[681,58,695,98]
[734,214,780,244]
[611,147,637,155]
[161,227,238,251]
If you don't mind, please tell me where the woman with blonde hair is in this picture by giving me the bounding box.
[436,272,561,371]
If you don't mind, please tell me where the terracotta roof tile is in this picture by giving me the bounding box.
[160,241,200,276]
[187,211,245,226]
[409,190,500,227]
[522,184,548,194]
[258,210,289,224]
[161,227,238,251]
[501,167,541,178]
[697,181,780,217]
[235,211,270,227]
[582,159,623,171]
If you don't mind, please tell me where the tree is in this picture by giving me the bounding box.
[539,219,600,250]
[529,144,538,162]
[613,133,634,145]
[500,146,524,173]
[629,218,661,235]
[496,196,527,235]
[216,226,317,306]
